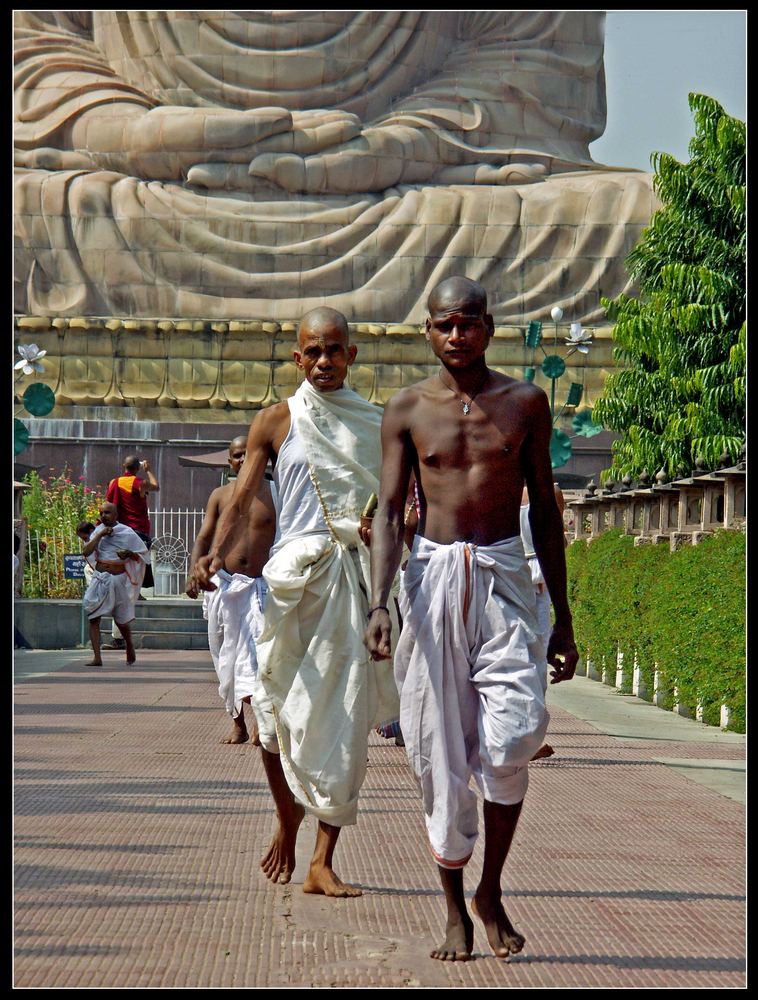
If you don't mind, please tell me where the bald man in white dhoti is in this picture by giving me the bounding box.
[366,277,578,961]
[188,435,277,746]
[209,306,398,896]
[82,502,149,666]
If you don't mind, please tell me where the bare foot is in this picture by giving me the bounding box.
[303,863,362,897]
[85,658,103,666]
[260,802,305,884]
[530,743,555,761]
[471,894,525,959]
[250,719,261,747]
[220,716,248,745]
[430,915,474,961]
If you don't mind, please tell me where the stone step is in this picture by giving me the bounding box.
[100,598,210,649]
[137,632,210,651]
[101,615,207,635]
[126,599,206,621]
[99,628,210,651]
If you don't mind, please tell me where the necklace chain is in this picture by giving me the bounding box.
[438,371,488,414]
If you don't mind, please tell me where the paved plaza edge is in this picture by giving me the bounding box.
[14,649,746,988]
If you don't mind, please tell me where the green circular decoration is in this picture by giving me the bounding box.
[14,418,29,456]
[572,408,604,438]
[523,366,536,382]
[541,354,566,379]
[22,382,56,417]
[549,427,573,468]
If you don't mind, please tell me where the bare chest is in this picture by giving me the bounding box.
[412,400,526,473]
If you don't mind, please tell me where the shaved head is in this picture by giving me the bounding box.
[124,455,141,472]
[100,501,118,516]
[229,435,247,453]
[427,277,488,316]
[298,307,350,348]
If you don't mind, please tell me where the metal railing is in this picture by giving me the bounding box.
[148,508,205,596]
[23,525,83,599]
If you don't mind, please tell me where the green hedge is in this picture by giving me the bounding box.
[566,529,745,732]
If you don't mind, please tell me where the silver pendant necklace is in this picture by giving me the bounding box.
[439,371,488,414]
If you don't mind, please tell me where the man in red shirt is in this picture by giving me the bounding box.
[106,455,159,595]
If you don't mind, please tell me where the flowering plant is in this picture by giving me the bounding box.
[21,468,105,598]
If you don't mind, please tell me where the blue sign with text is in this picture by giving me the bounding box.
[64,554,86,580]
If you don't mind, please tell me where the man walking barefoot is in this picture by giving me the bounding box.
[365,277,577,960]
[209,307,398,897]
[188,435,276,745]
[82,502,150,667]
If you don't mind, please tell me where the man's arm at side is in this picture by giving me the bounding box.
[208,404,285,573]
[521,388,578,683]
[365,393,415,660]
[186,488,223,597]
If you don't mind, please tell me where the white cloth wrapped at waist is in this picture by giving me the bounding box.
[394,534,548,868]
[202,572,224,672]
[257,530,398,827]
[84,523,148,620]
[213,569,267,718]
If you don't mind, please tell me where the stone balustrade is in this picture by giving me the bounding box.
[568,451,746,550]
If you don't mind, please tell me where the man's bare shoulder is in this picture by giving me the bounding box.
[254,399,290,429]
[384,378,438,416]
[205,482,232,511]
[490,371,549,408]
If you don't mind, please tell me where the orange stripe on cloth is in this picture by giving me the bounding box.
[429,843,473,869]
[463,543,471,626]
[117,476,137,491]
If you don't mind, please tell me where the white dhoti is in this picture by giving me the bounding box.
[527,556,552,662]
[202,573,224,672]
[215,571,267,719]
[256,532,398,828]
[83,569,139,625]
[394,535,548,869]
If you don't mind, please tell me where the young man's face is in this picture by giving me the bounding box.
[228,443,246,476]
[425,298,493,369]
[294,326,357,392]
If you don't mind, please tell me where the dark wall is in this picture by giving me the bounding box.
[16,419,251,510]
[17,418,616,511]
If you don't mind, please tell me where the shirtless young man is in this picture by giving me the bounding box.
[188,435,276,745]
[208,307,397,898]
[365,276,578,961]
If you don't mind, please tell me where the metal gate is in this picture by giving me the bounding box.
[148,508,205,596]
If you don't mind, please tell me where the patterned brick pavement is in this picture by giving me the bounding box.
[14,651,745,988]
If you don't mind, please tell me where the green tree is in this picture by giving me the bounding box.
[594,94,745,481]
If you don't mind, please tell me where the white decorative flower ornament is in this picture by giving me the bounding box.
[564,323,593,354]
[15,343,47,375]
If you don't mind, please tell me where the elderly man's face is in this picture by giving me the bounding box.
[294,324,357,393]
[99,505,117,526]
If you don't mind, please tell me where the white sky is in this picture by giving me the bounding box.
[590,10,747,171]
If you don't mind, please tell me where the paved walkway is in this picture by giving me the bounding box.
[14,649,745,988]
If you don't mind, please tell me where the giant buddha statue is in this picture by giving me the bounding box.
[14,10,654,323]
